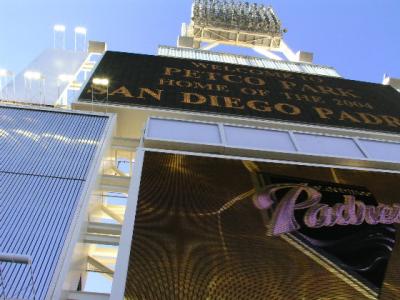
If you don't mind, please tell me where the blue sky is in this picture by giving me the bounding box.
[1,0,399,84]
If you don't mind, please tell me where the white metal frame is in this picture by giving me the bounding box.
[110,146,400,299]
[180,21,307,62]
[159,45,339,77]
[110,149,145,300]
[74,99,400,145]
[46,108,116,300]
[143,116,400,173]
[110,113,400,299]
[55,52,104,108]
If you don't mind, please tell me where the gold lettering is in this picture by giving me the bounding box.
[241,87,258,95]
[223,74,242,83]
[183,69,202,79]
[159,78,175,86]
[109,86,134,98]
[211,64,223,71]
[244,77,265,86]
[247,100,271,112]
[160,79,229,92]
[209,95,220,107]
[282,92,292,100]
[176,80,192,88]
[280,80,296,90]
[216,85,229,92]
[206,72,219,81]
[235,67,248,73]
[224,97,244,109]
[302,84,320,94]
[336,88,359,99]
[316,85,341,96]
[190,62,209,69]
[314,107,333,119]
[275,103,301,115]
[284,92,322,103]
[357,113,383,125]
[192,82,214,90]
[137,88,163,101]
[181,92,206,104]
[241,87,269,96]
[249,69,264,75]
[381,115,400,127]
[164,67,181,76]
[339,111,361,123]
[257,89,269,96]
[90,85,107,95]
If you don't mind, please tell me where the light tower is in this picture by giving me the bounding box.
[178,0,313,63]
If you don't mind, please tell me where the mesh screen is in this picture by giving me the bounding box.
[124,152,400,299]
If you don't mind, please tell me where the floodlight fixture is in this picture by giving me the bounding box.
[92,78,109,86]
[186,0,285,50]
[74,26,87,51]
[91,77,109,112]
[24,71,42,80]
[0,69,15,100]
[191,0,282,36]
[53,24,66,32]
[0,69,13,77]
[24,71,46,104]
[53,24,66,49]
[74,26,87,35]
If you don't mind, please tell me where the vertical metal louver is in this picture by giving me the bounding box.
[158,45,341,77]
[0,106,109,299]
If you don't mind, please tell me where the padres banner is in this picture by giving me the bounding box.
[123,152,400,299]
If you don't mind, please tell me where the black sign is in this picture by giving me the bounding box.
[79,51,400,133]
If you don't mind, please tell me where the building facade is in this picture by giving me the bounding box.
[0,105,115,299]
[1,1,400,299]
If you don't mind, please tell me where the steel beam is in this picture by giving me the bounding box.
[68,291,110,300]
[84,233,120,246]
[100,205,124,224]
[99,175,131,194]
[87,256,114,278]
[87,222,122,236]
[112,137,139,152]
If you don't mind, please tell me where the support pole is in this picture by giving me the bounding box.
[201,42,220,51]
[253,47,283,61]
[279,40,297,62]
